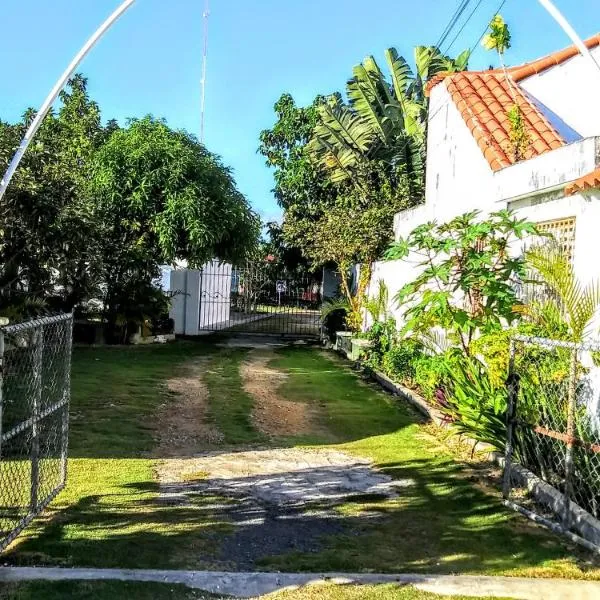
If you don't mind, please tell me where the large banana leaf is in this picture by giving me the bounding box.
[307,45,468,187]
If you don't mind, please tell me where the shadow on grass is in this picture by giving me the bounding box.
[5,456,591,577]
[5,343,597,578]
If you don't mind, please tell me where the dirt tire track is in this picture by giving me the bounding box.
[156,357,224,458]
[241,349,318,438]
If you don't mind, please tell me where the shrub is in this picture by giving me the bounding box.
[365,318,398,367]
[381,340,423,383]
[441,353,508,451]
[413,351,455,401]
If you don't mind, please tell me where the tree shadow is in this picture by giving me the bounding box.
[5,458,597,576]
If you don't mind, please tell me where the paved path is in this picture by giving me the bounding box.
[158,448,407,505]
[156,448,410,569]
[2,567,600,599]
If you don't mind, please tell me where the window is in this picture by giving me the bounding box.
[518,217,576,304]
[535,217,576,264]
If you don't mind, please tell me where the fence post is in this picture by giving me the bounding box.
[60,316,73,486]
[562,345,578,528]
[0,330,4,461]
[29,325,43,513]
[503,338,518,499]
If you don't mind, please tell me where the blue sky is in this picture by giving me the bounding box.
[0,0,598,222]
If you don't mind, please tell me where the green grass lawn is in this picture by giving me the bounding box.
[3,341,599,582]
[0,581,510,600]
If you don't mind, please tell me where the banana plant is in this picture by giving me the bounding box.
[307,45,469,190]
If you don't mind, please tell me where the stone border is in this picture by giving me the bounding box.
[2,567,600,599]
[364,364,600,549]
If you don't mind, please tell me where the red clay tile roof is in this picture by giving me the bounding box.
[443,71,564,171]
[510,33,600,82]
[427,33,600,171]
[565,168,600,196]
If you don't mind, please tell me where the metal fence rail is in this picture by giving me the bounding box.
[505,335,600,543]
[198,261,323,337]
[0,314,73,552]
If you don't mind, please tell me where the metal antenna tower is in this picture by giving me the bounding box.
[200,0,210,144]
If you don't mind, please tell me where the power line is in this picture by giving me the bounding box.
[444,0,487,53]
[435,0,473,50]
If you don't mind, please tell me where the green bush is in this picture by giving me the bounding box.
[413,352,455,400]
[381,340,423,382]
[365,318,398,368]
[442,353,508,451]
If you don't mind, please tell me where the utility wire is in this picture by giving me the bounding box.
[444,0,488,53]
[435,0,473,50]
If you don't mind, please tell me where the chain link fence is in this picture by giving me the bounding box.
[505,335,600,542]
[0,314,73,553]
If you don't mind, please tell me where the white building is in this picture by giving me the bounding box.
[373,33,600,323]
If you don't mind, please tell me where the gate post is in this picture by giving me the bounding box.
[0,330,4,461]
[60,316,73,486]
[29,325,43,513]
[562,345,578,528]
[503,339,518,499]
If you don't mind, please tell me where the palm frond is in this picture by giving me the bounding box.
[526,244,600,341]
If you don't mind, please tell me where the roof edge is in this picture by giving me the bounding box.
[425,32,600,95]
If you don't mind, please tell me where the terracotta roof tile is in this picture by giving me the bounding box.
[443,72,564,171]
[565,168,600,196]
[425,33,600,171]
[510,33,600,81]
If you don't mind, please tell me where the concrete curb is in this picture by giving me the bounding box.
[367,366,600,548]
[1,567,600,599]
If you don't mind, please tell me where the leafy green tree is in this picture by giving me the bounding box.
[385,210,539,354]
[258,94,334,270]
[0,75,105,315]
[90,116,260,332]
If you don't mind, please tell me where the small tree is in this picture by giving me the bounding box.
[483,15,530,162]
[385,210,539,354]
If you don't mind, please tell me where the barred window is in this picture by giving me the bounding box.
[535,217,576,264]
[518,217,576,304]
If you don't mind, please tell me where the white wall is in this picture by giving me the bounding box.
[493,137,599,202]
[425,83,497,222]
[170,262,232,335]
[520,46,600,139]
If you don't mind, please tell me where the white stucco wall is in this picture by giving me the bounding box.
[519,45,600,138]
[424,83,496,222]
[493,136,599,202]
[170,262,232,335]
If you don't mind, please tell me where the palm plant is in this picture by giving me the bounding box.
[306,45,469,194]
[363,279,390,325]
[526,244,600,341]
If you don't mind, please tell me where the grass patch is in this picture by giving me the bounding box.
[0,582,508,600]
[262,584,510,599]
[263,347,600,579]
[5,342,600,579]
[5,342,230,569]
[70,342,215,458]
[0,580,220,600]
[203,348,265,445]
